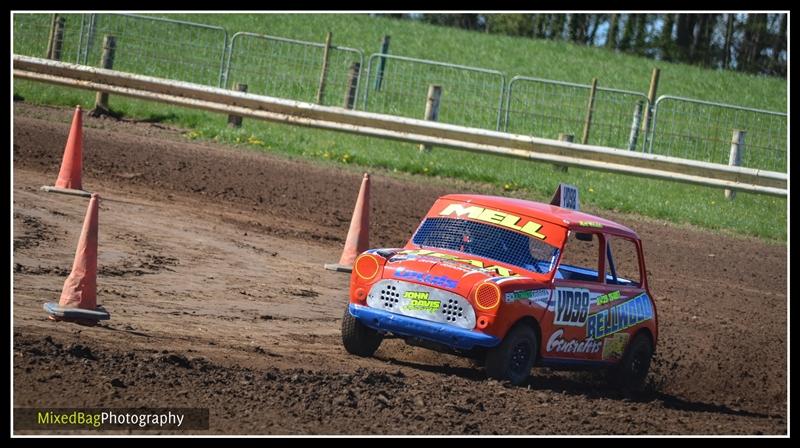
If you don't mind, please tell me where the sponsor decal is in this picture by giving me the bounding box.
[403,291,430,300]
[578,221,603,228]
[401,291,441,313]
[601,333,630,361]
[438,203,546,240]
[595,290,622,306]
[393,267,458,289]
[554,288,591,327]
[398,249,517,277]
[586,293,653,340]
[546,328,602,354]
[505,288,550,304]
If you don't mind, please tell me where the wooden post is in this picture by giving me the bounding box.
[725,129,746,200]
[627,100,644,151]
[374,35,391,91]
[342,62,360,110]
[91,35,117,116]
[419,84,442,152]
[45,14,57,59]
[228,83,248,128]
[47,16,66,60]
[641,67,660,150]
[316,32,333,105]
[581,78,598,145]
[553,133,573,172]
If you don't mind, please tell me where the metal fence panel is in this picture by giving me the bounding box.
[223,32,364,107]
[649,96,787,172]
[13,13,85,63]
[362,54,506,131]
[504,76,650,151]
[76,14,228,87]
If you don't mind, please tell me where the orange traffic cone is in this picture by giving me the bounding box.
[43,193,110,325]
[325,173,371,273]
[41,105,92,198]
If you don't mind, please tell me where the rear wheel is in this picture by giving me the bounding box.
[341,306,383,357]
[609,333,653,395]
[485,324,538,386]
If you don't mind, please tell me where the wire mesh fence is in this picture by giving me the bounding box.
[13,13,85,63]
[361,54,506,131]
[649,96,787,172]
[76,14,228,87]
[503,77,650,151]
[223,32,364,107]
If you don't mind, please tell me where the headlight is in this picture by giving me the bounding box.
[474,282,501,311]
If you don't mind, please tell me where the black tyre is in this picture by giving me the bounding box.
[341,307,383,357]
[485,324,538,386]
[609,333,653,395]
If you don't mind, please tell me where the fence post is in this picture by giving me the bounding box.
[227,83,248,128]
[46,15,66,60]
[90,34,117,117]
[342,62,360,110]
[45,14,56,59]
[374,35,390,91]
[553,134,573,172]
[642,67,660,152]
[419,84,442,153]
[316,31,333,105]
[725,129,746,200]
[581,78,597,145]
[628,100,644,151]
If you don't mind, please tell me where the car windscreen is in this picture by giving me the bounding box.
[412,217,561,274]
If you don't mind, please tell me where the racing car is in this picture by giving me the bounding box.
[341,185,658,390]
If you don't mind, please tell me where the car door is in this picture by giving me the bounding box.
[588,235,654,363]
[541,230,606,364]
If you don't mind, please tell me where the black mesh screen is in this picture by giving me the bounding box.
[412,217,560,274]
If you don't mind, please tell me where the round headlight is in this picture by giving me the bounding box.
[475,283,501,310]
[354,254,380,281]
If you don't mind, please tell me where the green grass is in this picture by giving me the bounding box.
[13,13,787,241]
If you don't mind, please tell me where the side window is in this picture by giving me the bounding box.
[605,237,641,287]
[556,231,601,282]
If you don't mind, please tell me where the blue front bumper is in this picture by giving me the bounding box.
[348,303,500,350]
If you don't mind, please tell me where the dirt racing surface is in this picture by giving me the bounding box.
[12,103,787,435]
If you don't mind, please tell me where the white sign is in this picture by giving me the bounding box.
[551,183,580,210]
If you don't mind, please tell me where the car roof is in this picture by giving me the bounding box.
[439,194,639,238]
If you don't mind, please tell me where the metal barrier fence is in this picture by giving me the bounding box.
[76,14,228,87]
[504,76,650,151]
[223,32,364,107]
[13,13,85,63]
[649,96,788,172]
[361,54,506,131]
[14,55,786,197]
[12,13,787,173]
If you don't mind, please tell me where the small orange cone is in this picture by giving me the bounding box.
[325,173,370,273]
[41,105,92,198]
[43,193,110,324]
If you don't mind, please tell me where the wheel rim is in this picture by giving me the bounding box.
[509,340,532,375]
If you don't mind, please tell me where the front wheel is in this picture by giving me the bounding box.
[609,333,653,395]
[341,306,383,357]
[485,324,538,386]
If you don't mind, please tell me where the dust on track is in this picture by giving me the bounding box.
[12,103,787,434]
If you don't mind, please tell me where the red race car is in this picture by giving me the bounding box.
[342,185,658,390]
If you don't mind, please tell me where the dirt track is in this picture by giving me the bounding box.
[12,103,787,435]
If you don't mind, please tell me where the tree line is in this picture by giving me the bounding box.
[380,13,786,77]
